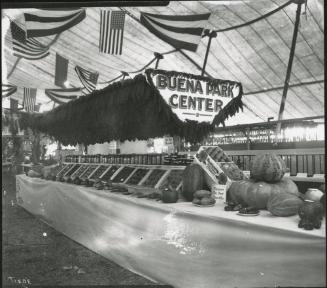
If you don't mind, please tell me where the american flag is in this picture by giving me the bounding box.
[10,21,50,60]
[75,65,99,93]
[2,84,17,98]
[99,10,125,55]
[23,88,37,112]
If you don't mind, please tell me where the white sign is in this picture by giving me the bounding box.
[149,70,242,123]
[211,184,227,203]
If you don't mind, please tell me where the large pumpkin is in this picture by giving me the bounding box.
[250,154,286,183]
[227,178,299,209]
[182,164,204,201]
[267,193,303,217]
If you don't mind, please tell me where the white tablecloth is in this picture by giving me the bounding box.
[16,175,326,288]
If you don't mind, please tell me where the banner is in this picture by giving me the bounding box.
[146,69,242,123]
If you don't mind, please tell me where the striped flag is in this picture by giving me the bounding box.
[2,84,17,98]
[75,65,99,93]
[140,12,211,52]
[10,21,50,60]
[24,8,86,38]
[45,88,82,104]
[99,10,125,55]
[23,88,37,112]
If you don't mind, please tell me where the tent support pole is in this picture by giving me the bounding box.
[275,1,303,142]
[201,30,217,77]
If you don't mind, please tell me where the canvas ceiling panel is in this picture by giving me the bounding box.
[241,95,276,121]
[292,54,324,81]
[285,88,320,117]
[290,83,324,108]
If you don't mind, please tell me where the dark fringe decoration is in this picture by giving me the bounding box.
[19,72,243,146]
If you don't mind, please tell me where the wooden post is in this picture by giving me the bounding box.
[201,30,217,77]
[275,1,303,142]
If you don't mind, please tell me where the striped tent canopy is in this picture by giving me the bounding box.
[2,0,324,125]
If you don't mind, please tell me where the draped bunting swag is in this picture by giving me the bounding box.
[18,73,243,145]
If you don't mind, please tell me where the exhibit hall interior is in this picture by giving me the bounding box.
[2,0,325,287]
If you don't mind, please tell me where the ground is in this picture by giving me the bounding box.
[2,170,163,287]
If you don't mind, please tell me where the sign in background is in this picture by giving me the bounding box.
[150,70,241,123]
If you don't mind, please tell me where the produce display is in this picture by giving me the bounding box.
[250,154,286,183]
[101,165,120,181]
[182,164,204,201]
[218,162,245,181]
[73,165,89,178]
[267,193,304,216]
[198,146,231,162]
[80,165,98,179]
[227,178,300,209]
[126,168,149,185]
[192,190,216,206]
[159,169,183,190]
[112,167,135,183]
[65,164,81,177]
[142,169,166,188]
[89,165,108,180]
[298,201,324,230]
[57,164,73,177]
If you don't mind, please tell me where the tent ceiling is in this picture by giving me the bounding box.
[2,0,324,126]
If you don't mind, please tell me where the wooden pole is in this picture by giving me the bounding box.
[201,30,217,77]
[275,2,303,142]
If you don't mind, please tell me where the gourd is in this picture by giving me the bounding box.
[182,164,204,201]
[162,185,178,203]
[267,193,303,216]
[194,190,212,199]
[27,170,41,178]
[250,154,286,183]
[227,178,299,209]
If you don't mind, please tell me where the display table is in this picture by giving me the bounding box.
[16,174,326,288]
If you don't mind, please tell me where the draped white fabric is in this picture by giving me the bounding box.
[16,175,326,288]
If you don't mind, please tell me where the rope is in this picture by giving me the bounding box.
[212,1,293,33]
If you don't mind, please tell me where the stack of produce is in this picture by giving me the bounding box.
[192,190,216,206]
[227,154,303,216]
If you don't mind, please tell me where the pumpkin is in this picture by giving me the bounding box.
[182,164,204,201]
[304,189,324,202]
[267,193,303,216]
[227,178,299,209]
[250,154,286,183]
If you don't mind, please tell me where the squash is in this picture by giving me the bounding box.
[27,170,41,178]
[194,190,211,199]
[227,178,299,209]
[162,185,178,203]
[267,193,303,216]
[250,154,286,183]
[182,164,204,201]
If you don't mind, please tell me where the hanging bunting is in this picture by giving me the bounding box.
[24,8,86,38]
[99,10,126,55]
[140,12,211,52]
[75,65,99,93]
[23,88,37,112]
[45,88,82,104]
[55,53,69,87]
[2,84,17,98]
[10,21,50,60]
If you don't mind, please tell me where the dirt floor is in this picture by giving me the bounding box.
[2,171,167,287]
